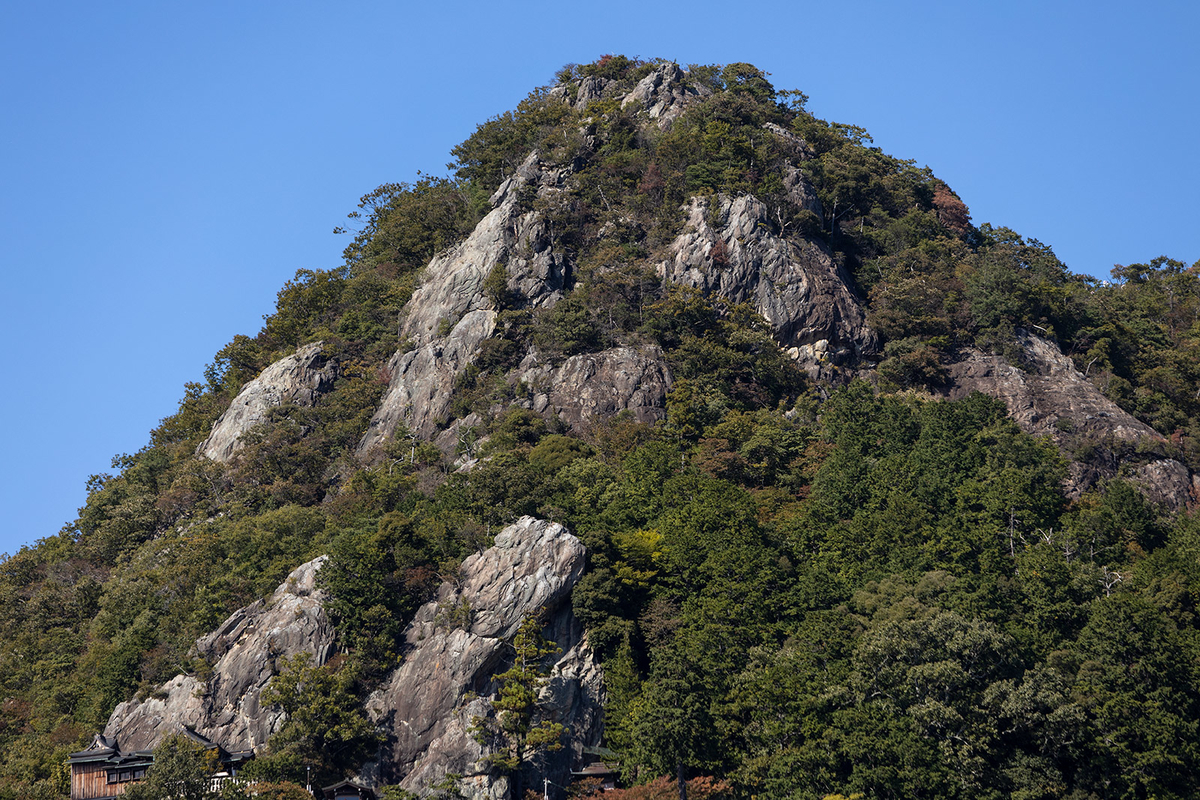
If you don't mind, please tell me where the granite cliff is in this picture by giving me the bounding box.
[97,519,599,797]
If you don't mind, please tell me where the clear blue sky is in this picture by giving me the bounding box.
[2,1,1197,555]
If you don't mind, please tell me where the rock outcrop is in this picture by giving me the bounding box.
[662,194,877,376]
[358,152,572,456]
[103,557,335,753]
[944,333,1194,507]
[619,62,709,129]
[515,345,673,432]
[198,342,339,463]
[366,517,601,798]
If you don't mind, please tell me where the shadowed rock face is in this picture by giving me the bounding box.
[944,333,1196,507]
[366,517,601,798]
[515,345,673,432]
[103,557,334,753]
[198,342,339,463]
[662,194,878,378]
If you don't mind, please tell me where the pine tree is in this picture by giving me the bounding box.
[472,615,566,800]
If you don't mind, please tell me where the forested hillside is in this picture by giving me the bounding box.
[3,56,1200,799]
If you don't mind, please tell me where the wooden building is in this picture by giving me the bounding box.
[67,728,254,800]
[570,746,620,792]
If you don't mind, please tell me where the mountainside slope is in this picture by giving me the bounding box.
[3,57,1200,800]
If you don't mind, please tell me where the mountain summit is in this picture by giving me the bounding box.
[6,57,1200,800]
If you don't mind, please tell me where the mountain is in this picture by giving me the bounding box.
[4,57,1200,800]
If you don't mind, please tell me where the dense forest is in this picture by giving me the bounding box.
[3,56,1200,799]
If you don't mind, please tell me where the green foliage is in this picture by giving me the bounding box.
[258,653,382,786]
[471,616,566,800]
[319,513,442,678]
[122,734,219,800]
[340,175,476,280]
[7,55,1200,800]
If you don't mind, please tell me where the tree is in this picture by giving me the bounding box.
[472,616,566,800]
[257,653,382,787]
[122,734,218,800]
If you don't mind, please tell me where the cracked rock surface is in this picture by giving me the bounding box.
[103,557,334,752]
[367,517,601,798]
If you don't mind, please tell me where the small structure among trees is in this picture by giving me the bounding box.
[322,779,377,799]
[66,727,253,800]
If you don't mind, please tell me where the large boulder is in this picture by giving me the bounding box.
[103,557,335,753]
[198,343,339,463]
[366,517,602,798]
[661,194,878,377]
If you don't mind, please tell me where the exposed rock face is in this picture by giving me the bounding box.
[360,311,498,451]
[662,194,877,375]
[782,165,823,218]
[359,152,571,456]
[546,62,708,128]
[552,75,617,111]
[619,62,709,129]
[198,342,339,463]
[516,346,673,432]
[944,333,1193,507]
[103,557,335,753]
[367,517,601,798]
[764,122,816,161]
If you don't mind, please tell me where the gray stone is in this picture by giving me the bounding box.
[198,342,339,463]
[515,346,673,432]
[359,309,497,453]
[358,152,571,459]
[763,122,815,161]
[103,557,335,753]
[661,194,877,376]
[943,332,1192,507]
[619,62,705,130]
[366,517,601,797]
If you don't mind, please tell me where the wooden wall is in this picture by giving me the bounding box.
[69,762,134,800]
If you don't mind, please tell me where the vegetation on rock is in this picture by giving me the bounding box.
[1,55,1199,799]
